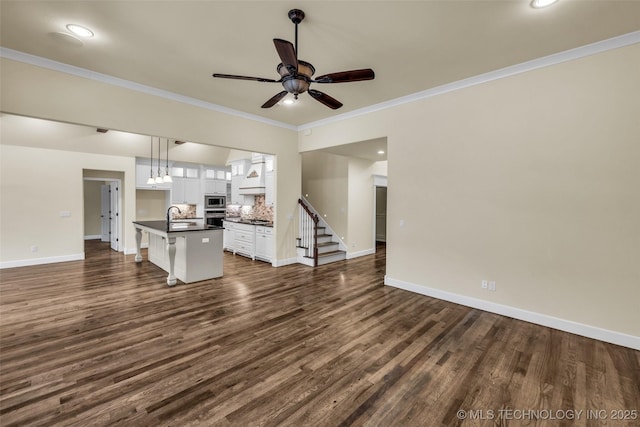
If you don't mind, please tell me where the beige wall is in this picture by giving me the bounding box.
[83,180,104,237]
[0,57,301,263]
[300,44,640,339]
[301,152,377,255]
[302,151,349,242]
[347,158,375,255]
[1,41,638,343]
[0,144,136,263]
[135,189,169,245]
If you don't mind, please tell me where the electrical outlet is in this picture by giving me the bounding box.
[30,245,38,253]
[481,280,488,289]
[489,281,496,291]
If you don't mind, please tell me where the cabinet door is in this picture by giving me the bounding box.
[223,224,235,251]
[265,171,274,206]
[204,180,216,195]
[255,229,273,262]
[204,180,227,195]
[171,178,200,204]
[214,180,227,194]
[184,178,200,204]
[170,178,186,204]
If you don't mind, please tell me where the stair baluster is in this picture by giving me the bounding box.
[298,198,319,267]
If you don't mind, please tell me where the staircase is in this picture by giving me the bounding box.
[297,198,346,267]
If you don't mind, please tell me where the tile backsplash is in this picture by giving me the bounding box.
[170,204,197,220]
[226,195,273,222]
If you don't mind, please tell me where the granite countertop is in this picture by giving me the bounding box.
[223,218,273,227]
[133,220,223,233]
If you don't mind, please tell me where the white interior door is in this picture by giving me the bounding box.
[100,185,110,242]
[109,182,119,251]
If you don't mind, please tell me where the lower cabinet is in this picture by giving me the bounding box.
[255,226,273,262]
[233,223,255,259]
[223,221,236,252]
[222,221,273,263]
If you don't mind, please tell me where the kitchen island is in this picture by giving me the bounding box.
[133,220,223,286]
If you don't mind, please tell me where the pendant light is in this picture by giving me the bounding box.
[146,136,155,184]
[163,138,173,183]
[155,137,164,184]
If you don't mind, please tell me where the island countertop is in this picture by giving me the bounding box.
[133,220,223,233]
[133,221,224,285]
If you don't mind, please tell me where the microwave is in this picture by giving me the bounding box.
[205,195,226,209]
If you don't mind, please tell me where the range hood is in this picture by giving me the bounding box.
[239,161,266,195]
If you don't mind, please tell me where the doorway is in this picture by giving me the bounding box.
[375,186,387,243]
[84,176,122,252]
[373,174,388,251]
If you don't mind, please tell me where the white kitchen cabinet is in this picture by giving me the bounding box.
[255,226,273,263]
[234,222,255,259]
[171,177,200,204]
[223,221,236,252]
[265,171,274,206]
[136,161,171,190]
[204,179,227,195]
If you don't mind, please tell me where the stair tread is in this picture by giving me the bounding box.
[304,250,345,258]
[318,250,345,257]
[317,242,338,247]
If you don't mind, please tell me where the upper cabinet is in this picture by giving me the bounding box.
[264,155,275,206]
[203,166,230,196]
[170,165,200,204]
[229,159,252,205]
[135,159,171,190]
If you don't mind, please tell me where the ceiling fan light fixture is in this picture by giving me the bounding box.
[530,0,559,8]
[282,77,309,95]
[283,98,295,105]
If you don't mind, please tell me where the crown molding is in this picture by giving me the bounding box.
[0,47,297,131]
[3,30,639,133]
[298,30,640,131]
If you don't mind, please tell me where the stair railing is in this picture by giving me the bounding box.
[298,198,319,267]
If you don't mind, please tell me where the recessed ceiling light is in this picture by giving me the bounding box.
[377,150,385,155]
[530,0,559,8]
[66,24,94,38]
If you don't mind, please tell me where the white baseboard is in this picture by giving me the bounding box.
[272,257,299,267]
[384,276,640,351]
[124,244,147,255]
[84,235,102,240]
[346,248,375,259]
[0,253,85,269]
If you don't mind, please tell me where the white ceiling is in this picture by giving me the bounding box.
[2,0,639,131]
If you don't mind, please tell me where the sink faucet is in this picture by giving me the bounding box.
[167,206,182,225]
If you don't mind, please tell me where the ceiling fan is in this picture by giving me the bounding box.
[212,9,375,110]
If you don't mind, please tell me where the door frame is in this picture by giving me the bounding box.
[83,177,123,252]
[372,175,387,253]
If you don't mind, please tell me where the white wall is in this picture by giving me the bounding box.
[299,43,640,346]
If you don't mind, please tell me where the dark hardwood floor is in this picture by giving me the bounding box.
[1,241,638,426]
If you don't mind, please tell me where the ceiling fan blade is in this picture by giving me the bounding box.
[261,91,289,108]
[213,73,279,83]
[308,89,343,110]
[314,68,375,83]
[273,38,298,74]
